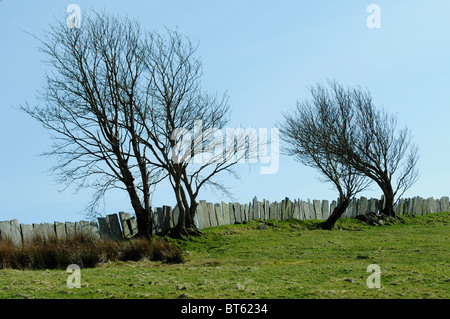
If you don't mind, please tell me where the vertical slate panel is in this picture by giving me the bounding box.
[234,203,242,223]
[368,198,377,214]
[215,203,225,226]
[359,197,368,216]
[330,200,337,217]
[79,220,99,238]
[416,197,424,216]
[128,217,138,237]
[54,222,67,240]
[196,201,207,229]
[10,219,22,246]
[119,212,133,238]
[222,202,231,225]
[440,196,449,212]
[298,200,305,220]
[304,200,312,220]
[280,199,286,220]
[243,203,249,222]
[250,203,255,221]
[274,201,280,220]
[313,200,322,219]
[65,222,76,238]
[321,200,329,219]
[252,197,259,220]
[285,198,293,219]
[98,214,122,240]
[263,200,269,220]
[240,204,246,222]
[228,203,236,224]
[20,224,34,244]
[268,202,275,220]
[0,220,22,246]
[107,213,123,240]
[293,200,300,219]
[206,203,216,227]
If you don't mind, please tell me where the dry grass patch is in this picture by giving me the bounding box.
[0,235,183,270]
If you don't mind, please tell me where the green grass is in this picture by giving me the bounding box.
[0,213,449,299]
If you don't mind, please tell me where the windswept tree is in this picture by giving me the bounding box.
[335,82,420,217]
[279,84,372,229]
[280,80,419,224]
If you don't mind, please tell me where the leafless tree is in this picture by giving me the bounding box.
[281,80,419,223]
[135,30,252,237]
[23,11,249,238]
[279,83,372,229]
[22,13,166,238]
[337,82,420,217]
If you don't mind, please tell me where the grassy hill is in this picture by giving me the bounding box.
[0,212,448,299]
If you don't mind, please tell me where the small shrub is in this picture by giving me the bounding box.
[97,240,121,263]
[119,238,153,262]
[150,238,184,264]
[0,239,14,269]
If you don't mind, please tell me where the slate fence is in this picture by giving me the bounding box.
[1,195,448,246]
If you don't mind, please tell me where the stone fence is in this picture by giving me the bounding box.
[0,195,448,246]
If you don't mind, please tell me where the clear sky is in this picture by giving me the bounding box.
[1,1,449,224]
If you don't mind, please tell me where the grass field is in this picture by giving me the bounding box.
[0,212,448,299]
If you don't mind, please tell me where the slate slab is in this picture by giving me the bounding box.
[359,197,368,216]
[313,200,322,219]
[234,203,242,223]
[321,200,329,219]
[330,200,337,217]
[196,201,209,229]
[0,220,22,246]
[119,212,133,238]
[65,222,76,238]
[252,197,259,220]
[222,202,230,225]
[215,203,224,226]
[293,200,300,219]
[263,200,269,220]
[54,222,67,240]
[106,214,123,240]
[20,223,34,244]
[440,196,449,212]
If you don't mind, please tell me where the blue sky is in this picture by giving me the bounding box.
[1,1,449,224]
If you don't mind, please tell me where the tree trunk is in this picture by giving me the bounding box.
[187,200,201,235]
[169,183,202,239]
[382,192,396,217]
[180,170,201,233]
[321,197,349,230]
[170,181,191,238]
[125,185,152,238]
[135,207,152,239]
[379,181,396,217]
[119,161,153,238]
[182,192,198,231]
[175,198,186,232]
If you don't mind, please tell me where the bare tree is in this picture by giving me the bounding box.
[337,82,420,217]
[134,30,251,238]
[279,83,372,229]
[22,13,167,238]
[282,80,419,221]
[23,11,248,238]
